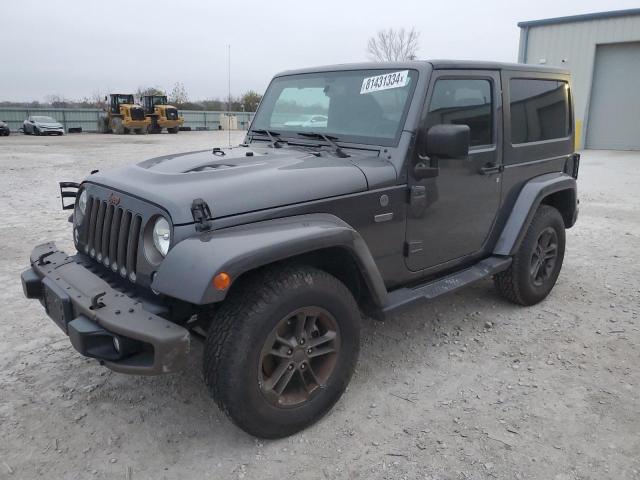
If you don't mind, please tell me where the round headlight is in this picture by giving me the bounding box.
[78,190,88,215]
[152,217,171,256]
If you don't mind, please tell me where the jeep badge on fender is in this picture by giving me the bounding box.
[21,60,578,438]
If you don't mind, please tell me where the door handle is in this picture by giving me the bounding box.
[480,162,503,175]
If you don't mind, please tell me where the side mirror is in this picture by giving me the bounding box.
[424,124,470,158]
[414,124,471,180]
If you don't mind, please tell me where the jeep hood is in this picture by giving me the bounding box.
[87,145,396,224]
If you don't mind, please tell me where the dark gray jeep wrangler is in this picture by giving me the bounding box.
[22,60,579,438]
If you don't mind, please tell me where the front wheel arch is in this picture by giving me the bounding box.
[152,214,388,308]
[213,246,377,319]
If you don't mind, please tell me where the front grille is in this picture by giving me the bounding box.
[84,196,142,282]
[166,108,178,120]
[131,107,145,121]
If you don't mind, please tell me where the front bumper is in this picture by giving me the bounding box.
[158,118,184,128]
[124,120,150,129]
[22,242,189,375]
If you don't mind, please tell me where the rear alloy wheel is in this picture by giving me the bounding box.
[494,205,565,305]
[203,265,360,438]
[530,227,559,287]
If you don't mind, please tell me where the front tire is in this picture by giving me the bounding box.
[494,205,565,306]
[202,265,360,438]
[111,117,125,134]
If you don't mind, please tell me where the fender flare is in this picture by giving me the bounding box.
[152,213,388,306]
[493,172,577,256]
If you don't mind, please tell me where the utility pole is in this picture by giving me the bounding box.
[227,44,231,148]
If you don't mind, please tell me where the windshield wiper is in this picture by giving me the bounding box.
[250,129,287,149]
[296,132,350,158]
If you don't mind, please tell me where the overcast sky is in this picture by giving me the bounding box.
[1,0,638,102]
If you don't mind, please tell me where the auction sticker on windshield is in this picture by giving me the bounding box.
[360,70,409,94]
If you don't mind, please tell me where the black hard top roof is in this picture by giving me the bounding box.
[276,60,569,77]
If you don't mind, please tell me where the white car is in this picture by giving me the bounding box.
[283,115,328,128]
[23,116,64,136]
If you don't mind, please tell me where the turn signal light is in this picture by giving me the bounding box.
[213,272,231,291]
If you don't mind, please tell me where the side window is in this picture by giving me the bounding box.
[426,79,493,147]
[510,79,569,144]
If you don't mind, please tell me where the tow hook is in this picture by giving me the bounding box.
[90,292,106,310]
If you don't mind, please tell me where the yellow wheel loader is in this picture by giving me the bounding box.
[99,94,151,134]
[141,95,184,134]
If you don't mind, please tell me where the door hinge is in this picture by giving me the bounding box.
[191,198,212,232]
[404,241,423,257]
[408,185,427,218]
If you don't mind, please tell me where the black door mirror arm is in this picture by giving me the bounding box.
[414,154,440,179]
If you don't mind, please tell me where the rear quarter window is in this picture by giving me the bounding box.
[510,79,570,144]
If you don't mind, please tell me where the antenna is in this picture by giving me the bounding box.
[227,44,231,148]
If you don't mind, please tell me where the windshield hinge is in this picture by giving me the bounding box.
[59,181,80,210]
[191,198,212,232]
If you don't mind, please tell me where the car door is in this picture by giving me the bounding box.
[405,70,503,272]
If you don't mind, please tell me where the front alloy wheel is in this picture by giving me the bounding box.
[259,306,339,407]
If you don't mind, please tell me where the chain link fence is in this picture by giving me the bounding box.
[0,108,254,133]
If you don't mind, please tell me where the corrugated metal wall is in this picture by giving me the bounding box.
[519,13,640,149]
[0,108,254,133]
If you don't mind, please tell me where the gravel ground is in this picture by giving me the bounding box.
[0,132,639,480]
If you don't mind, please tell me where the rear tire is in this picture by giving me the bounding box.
[494,205,565,306]
[99,117,111,133]
[167,126,179,134]
[202,265,360,438]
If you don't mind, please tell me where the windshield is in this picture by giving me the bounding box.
[115,95,134,104]
[32,116,57,123]
[152,96,167,105]
[251,69,418,146]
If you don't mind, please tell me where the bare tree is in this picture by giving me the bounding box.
[45,94,70,108]
[367,27,420,62]
[169,82,189,106]
[136,85,165,98]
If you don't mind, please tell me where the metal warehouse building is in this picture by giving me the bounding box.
[518,9,640,150]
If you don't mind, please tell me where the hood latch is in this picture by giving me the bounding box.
[191,198,212,232]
